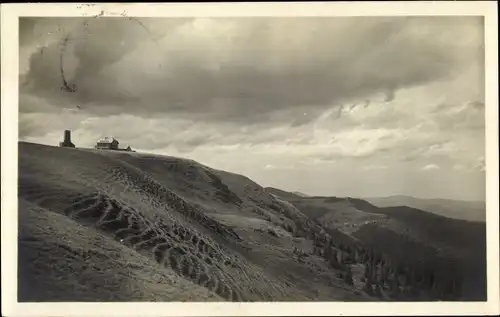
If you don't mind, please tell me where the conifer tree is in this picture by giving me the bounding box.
[364,262,372,279]
[323,243,331,259]
[363,273,373,295]
[329,249,342,269]
[390,273,400,296]
[373,283,383,297]
[344,266,354,285]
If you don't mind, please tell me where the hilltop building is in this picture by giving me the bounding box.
[94,137,135,152]
[59,130,75,148]
[95,137,119,150]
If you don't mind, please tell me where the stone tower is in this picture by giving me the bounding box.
[59,130,75,148]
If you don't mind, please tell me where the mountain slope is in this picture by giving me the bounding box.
[19,142,486,302]
[267,190,487,301]
[18,142,371,302]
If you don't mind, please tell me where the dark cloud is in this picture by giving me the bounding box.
[19,18,36,46]
[469,100,485,110]
[20,16,484,126]
[385,90,395,102]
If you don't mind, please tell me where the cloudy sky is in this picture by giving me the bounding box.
[18,16,486,201]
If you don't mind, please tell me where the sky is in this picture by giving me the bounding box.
[18,16,486,201]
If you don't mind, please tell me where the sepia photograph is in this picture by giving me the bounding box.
[1,2,499,316]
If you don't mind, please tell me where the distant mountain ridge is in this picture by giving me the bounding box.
[265,188,486,223]
[362,195,485,223]
[292,191,310,197]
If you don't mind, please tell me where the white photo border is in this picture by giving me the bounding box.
[1,2,498,316]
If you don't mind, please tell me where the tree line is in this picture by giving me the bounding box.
[299,223,464,301]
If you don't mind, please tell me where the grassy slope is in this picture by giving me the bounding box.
[19,199,222,302]
[18,142,370,302]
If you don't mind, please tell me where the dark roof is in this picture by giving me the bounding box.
[96,137,119,144]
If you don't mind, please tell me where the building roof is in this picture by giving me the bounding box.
[96,136,119,144]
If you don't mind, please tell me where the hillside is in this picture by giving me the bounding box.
[363,195,486,223]
[18,142,486,302]
[18,142,372,302]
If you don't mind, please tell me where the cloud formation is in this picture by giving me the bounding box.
[18,16,486,200]
[20,16,484,123]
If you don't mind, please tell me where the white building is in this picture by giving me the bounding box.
[95,137,119,150]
